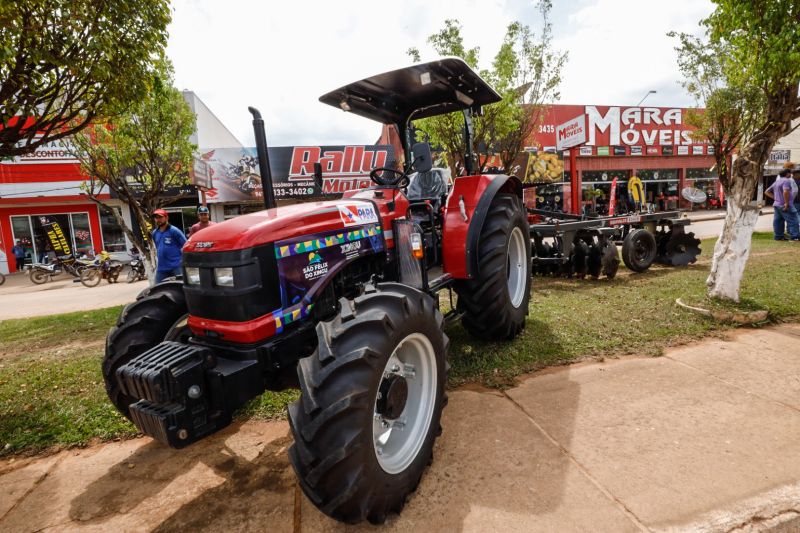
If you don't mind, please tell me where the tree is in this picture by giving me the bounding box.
[0,0,171,158]
[673,0,800,301]
[68,64,197,282]
[407,1,566,177]
[671,32,764,197]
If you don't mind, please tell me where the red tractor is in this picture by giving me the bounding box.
[104,58,531,524]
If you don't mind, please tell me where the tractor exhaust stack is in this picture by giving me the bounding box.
[248,107,277,210]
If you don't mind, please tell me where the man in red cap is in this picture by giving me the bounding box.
[151,209,187,282]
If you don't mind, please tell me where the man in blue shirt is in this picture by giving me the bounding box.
[151,209,187,282]
[11,240,25,271]
[765,168,799,241]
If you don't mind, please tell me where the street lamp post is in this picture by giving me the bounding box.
[636,90,657,107]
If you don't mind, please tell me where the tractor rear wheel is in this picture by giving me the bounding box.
[102,281,190,418]
[289,282,448,524]
[621,228,657,273]
[456,193,531,340]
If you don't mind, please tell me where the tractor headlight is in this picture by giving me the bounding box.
[185,267,201,285]
[214,267,234,287]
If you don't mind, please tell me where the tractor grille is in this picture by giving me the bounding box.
[183,243,281,322]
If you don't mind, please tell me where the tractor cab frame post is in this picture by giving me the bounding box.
[248,106,277,210]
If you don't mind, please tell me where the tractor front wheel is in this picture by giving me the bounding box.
[456,193,531,340]
[102,281,190,418]
[289,282,448,524]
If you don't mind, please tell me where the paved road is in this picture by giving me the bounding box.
[0,270,146,321]
[687,211,773,239]
[2,324,800,532]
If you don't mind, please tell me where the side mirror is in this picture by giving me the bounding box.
[411,142,433,173]
[313,162,323,191]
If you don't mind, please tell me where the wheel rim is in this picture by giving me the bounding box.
[506,226,527,308]
[373,333,437,475]
[634,235,652,263]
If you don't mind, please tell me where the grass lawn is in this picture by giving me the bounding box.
[1,232,798,456]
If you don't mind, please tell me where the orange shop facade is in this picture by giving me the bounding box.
[527,104,721,213]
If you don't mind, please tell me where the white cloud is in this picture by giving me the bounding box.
[166,0,714,147]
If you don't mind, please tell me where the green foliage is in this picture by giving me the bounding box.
[0,0,171,158]
[672,0,800,192]
[407,2,566,176]
[68,62,197,270]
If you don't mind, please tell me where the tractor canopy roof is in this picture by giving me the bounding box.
[319,57,501,126]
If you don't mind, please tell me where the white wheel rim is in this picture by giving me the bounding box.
[507,226,527,308]
[373,333,437,475]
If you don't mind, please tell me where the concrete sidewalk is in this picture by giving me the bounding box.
[2,324,800,532]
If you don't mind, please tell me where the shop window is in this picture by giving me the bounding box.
[70,213,93,256]
[686,168,721,209]
[10,216,34,265]
[99,206,127,252]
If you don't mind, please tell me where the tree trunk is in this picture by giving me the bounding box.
[705,128,778,301]
[706,200,760,301]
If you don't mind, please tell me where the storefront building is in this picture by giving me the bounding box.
[0,146,133,273]
[525,104,720,214]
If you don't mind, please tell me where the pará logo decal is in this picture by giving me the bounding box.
[338,203,378,226]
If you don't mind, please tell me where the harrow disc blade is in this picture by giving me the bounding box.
[663,231,701,266]
[587,242,602,279]
[572,240,589,279]
[600,240,619,279]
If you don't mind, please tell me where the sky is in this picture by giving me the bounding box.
[166,0,715,148]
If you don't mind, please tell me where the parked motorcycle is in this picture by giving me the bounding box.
[126,249,147,283]
[28,257,93,284]
[80,251,123,287]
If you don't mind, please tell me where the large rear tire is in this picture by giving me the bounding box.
[455,193,531,340]
[102,281,190,418]
[288,282,448,524]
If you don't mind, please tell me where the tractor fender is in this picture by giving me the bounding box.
[442,174,523,279]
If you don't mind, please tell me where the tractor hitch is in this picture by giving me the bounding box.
[116,341,264,448]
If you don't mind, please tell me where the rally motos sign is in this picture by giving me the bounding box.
[197,145,395,203]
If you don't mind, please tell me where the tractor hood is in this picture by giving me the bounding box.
[184,199,382,253]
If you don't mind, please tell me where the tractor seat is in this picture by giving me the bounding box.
[406,169,449,204]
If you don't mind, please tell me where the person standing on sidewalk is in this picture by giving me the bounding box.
[765,167,799,241]
[188,205,216,237]
[151,209,187,282]
[11,240,25,270]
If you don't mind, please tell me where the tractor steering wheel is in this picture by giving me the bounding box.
[370,167,409,188]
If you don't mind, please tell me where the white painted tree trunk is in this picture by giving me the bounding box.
[706,200,760,301]
[144,246,158,287]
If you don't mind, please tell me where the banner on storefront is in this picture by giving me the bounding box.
[662,146,674,155]
[692,145,704,155]
[613,146,626,156]
[597,146,609,156]
[197,145,395,203]
[39,217,75,263]
[630,146,643,156]
[677,146,689,155]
